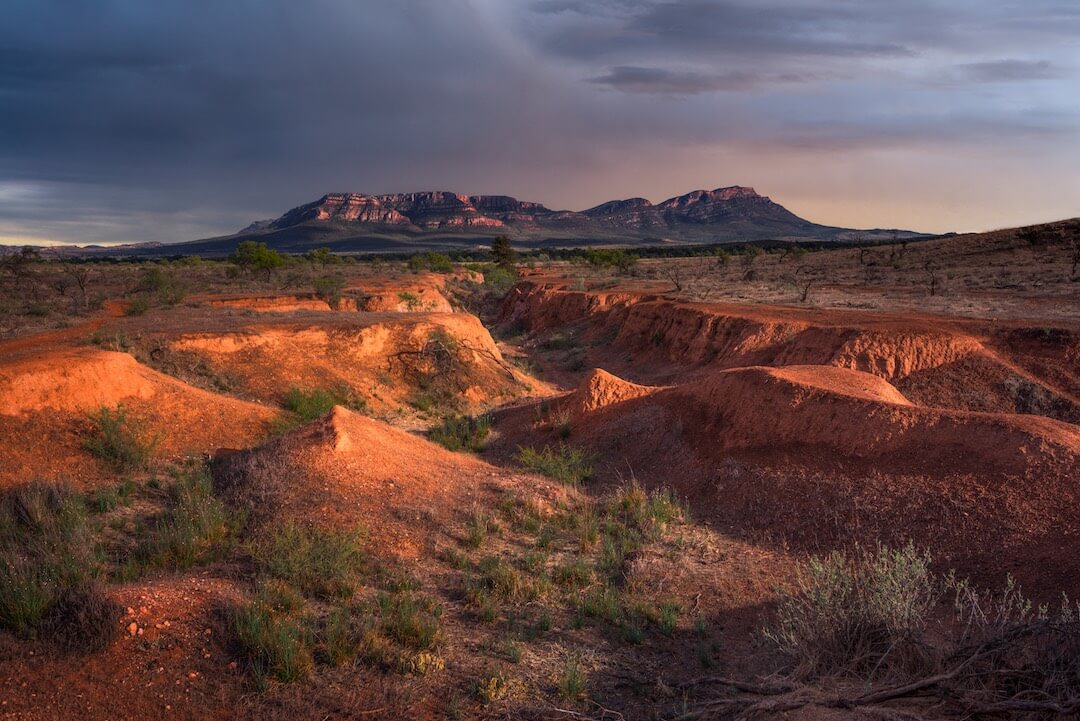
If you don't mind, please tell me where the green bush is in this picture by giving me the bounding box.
[282,387,338,421]
[249,522,366,600]
[377,592,442,650]
[84,404,158,473]
[516,444,595,486]
[482,266,516,296]
[583,248,638,272]
[430,413,492,452]
[408,252,454,273]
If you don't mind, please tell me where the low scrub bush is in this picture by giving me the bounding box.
[84,404,158,473]
[764,543,937,677]
[408,252,454,273]
[377,592,442,650]
[516,444,595,486]
[249,522,366,600]
[430,413,492,452]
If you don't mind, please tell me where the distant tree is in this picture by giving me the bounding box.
[491,235,517,269]
[304,247,342,266]
[230,241,283,280]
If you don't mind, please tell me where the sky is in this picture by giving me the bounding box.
[1,0,1078,245]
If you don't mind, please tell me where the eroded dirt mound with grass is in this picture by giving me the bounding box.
[0,347,277,488]
[213,406,519,556]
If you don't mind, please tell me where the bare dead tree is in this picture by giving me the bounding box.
[661,264,684,292]
[60,262,92,310]
[924,260,939,296]
[794,265,817,303]
[1070,227,1080,280]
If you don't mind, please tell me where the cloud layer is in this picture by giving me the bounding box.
[0,0,1077,243]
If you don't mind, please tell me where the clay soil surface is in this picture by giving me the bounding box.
[0,228,1077,720]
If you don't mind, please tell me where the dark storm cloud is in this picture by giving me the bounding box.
[0,0,1078,243]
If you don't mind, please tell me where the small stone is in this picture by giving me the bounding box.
[128,622,139,637]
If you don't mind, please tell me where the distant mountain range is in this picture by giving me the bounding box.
[12,186,934,257]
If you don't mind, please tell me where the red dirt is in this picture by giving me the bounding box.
[213,406,566,558]
[0,347,277,488]
[501,281,1080,422]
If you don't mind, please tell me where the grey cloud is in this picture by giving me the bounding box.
[959,59,1063,82]
[587,65,812,94]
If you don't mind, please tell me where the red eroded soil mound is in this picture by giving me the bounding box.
[0,348,276,488]
[212,406,558,557]
[161,311,532,413]
[494,365,1080,595]
[500,282,1080,422]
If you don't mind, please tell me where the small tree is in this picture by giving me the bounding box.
[231,241,283,281]
[491,235,516,269]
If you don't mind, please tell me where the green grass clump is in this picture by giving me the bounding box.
[232,600,313,688]
[377,592,442,650]
[84,403,158,473]
[282,387,338,421]
[558,656,588,701]
[249,522,366,600]
[0,484,118,650]
[430,413,492,452]
[516,444,595,486]
[134,468,234,572]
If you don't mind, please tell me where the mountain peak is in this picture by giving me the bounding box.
[240,184,924,247]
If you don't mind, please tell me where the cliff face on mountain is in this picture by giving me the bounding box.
[263,186,836,238]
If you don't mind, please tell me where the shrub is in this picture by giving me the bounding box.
[125,295,152,316]
[430,413,492,452]
[40,586,122,652]
[232,600,312,687]
[516,444,595,486]
[764,543,935,677]
[249,522,366,600]
[465,509,499,549]
[482,266,516,296]
[84,404,158,473]
[231,241,284,280]
[0,484,111,646]
[313,275,346,309]
[282,387,338,421]
[408,252,454,273]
